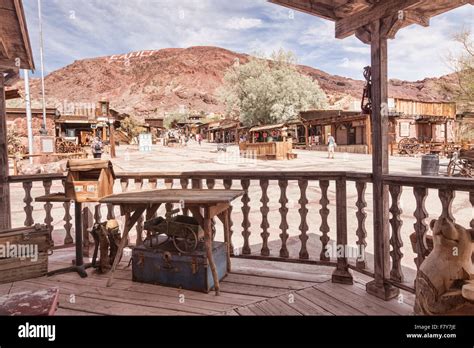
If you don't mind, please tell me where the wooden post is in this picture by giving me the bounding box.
[0,74,11,230]
[304,124,309,148]
[365,20,399,300]
[366,115,372,154]
[109,122,116,158]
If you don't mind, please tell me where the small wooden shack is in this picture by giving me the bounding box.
[65,159,116,203]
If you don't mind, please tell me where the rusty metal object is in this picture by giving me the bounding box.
[398,137,420,156]
[447,149,474,178]
[361,66,372,114]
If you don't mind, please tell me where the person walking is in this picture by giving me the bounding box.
[327,133,336,159]
[197,133,202,146]
[91,137,103,159]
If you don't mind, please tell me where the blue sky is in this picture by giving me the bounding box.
[24,0,473,81]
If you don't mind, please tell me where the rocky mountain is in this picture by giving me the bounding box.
[7,46,459,118]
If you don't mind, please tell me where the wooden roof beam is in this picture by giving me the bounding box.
[336,0,422,39]
[268,0,338,20]
[333,0,374,18]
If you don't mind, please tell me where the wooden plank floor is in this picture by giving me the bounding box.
[0,248,414,316]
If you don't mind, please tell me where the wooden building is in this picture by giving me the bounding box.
[1,0,35,229]
[202,119,242,143]
[144,117,164,137]
[300,110,371,154]
[6,107,57,138]
[55,101,117,146]
[388,98,456,144]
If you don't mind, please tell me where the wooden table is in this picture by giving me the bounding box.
[100,189,244,295]
[36,194,93,278]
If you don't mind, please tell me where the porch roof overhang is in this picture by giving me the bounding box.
[250,123,287,133]
[0,0,35,72]
[269,0,473,43]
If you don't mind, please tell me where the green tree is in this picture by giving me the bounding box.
[444,30,474,111]
[120,116,145,139]
[164,112,188,129]
[218,50,328,127]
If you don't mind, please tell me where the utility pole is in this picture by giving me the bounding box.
[23,70,34,164]
[38,0,47,135]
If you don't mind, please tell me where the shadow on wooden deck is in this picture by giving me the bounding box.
[0,248,414,316]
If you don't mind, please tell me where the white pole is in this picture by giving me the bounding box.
[38,0,47,134]
[23,70,34,164]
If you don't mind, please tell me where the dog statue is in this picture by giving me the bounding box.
[414,217,474,315]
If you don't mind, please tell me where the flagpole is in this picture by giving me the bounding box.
[38,0,47,135]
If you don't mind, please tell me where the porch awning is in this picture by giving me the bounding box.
[250,123,286,133]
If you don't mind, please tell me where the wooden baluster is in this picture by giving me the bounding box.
[319,180,330,261]
[223,179,234,254]
[180,178,189,216]
[164,178,174,214]
[355,181,368,269]
[241,179,251,255]
[389,185,404,282]
[278,179,289,258]
[438,189,455,222]
[43,180,54,244]
[413,187,429,269]
[260,179,270,256]
[22,181,34,227]
[470,192,474,230]
[206,179,217,240]
[135,178,144,246]
[61,181,73,245]
[298,179,309,260]
[332,178,353,284]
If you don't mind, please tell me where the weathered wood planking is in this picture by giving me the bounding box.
[100,189,244,205]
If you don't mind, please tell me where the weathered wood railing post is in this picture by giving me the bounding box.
[0,74,11,230]
[319,180,330,261]
[365,20,399,300]
[240,179,251,255]
[355,181,368,269]
[332,177,353,284]
[389,185,404,283]
[278,179,289,258]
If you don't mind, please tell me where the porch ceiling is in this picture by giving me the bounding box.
[269,0,473,41]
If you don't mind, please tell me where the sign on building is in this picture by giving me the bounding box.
[399,122,410,137]
[139,133,153,152]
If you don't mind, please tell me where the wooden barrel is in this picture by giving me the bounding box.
[421,154,439,176]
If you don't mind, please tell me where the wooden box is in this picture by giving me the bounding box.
[132,240,227,293]
[0,225,51,284]
[65,159,116,203]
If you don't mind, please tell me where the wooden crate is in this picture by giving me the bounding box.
[65,159,116,203]
[0,225,51,284]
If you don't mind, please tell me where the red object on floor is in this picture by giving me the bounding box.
[0,288,59,316]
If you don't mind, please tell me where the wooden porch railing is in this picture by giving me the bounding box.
[7,171,474,293]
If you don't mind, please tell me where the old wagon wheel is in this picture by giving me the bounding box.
[172,226,198,254]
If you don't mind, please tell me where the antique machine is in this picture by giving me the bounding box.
[132,208,227,293]
[143,208,204,253]
[447,149,474,178]
[398,137,421,156]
